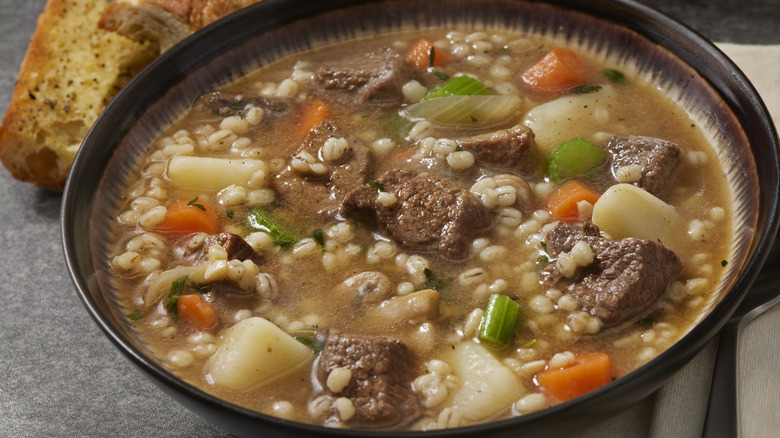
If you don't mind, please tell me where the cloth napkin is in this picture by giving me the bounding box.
[571,44,780,438]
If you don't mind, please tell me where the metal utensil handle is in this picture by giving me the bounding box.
[703,323,740,437]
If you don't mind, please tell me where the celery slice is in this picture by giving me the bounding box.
[478,294,525,348]
[403,95,521,126]
[546,137,607,183]
[423,75,493,100]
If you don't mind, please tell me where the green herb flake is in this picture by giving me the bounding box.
[574,85,603,95]
[294,335,324,354]
[635,317,657,328]
[433,69,450,81]
[603,69,626,84]
[423,268,454,291]
[721,259,728,267]
[186,196,206,211]
[128,309,143,321]
[520,339,537,349]
[226,210,234,219]
[539,241,548,252]
[312,228,325,247]
[537,255,549,264]
[428,46,436,67]
[690,123,696,128]
[166,276,188,320]
[368,181,386,192]
[470,115,479,124]
[247,208,299,248]
[618,117,626,122]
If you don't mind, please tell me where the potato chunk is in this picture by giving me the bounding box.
[447,341,524,421]
[167,156,266,191]
[208,317,314,390]
[592,183,683,252]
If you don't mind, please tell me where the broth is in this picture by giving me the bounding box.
[108,29,731,430]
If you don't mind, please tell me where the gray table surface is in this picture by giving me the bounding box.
[1,1,778,437]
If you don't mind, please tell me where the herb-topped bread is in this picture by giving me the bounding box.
[0,0,156,191]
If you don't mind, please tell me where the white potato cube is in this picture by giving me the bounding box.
[522,85,623,155]
[447,341,524,421]
[208,317,314,390]
[592,183,683,252]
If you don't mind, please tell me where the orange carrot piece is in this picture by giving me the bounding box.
[536,352,613,402]
[407,38,448,71]
[159,199,220,235]
[177,294,218,331]
[545,180,600,222]
[293,100,330,141]
[521,48,589,93]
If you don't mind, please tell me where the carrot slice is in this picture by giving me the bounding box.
[177,294,218,331]
[521,48,589,93]
[292,100,330,142]
[545,180,600,222]
[536,352,613,402]
[159,198,220,236]
[407,38,448,71]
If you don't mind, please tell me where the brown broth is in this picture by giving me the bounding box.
[108,29,732,430]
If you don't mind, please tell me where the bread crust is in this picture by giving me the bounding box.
[99,0,261,51]
[0,0,155,191]
[1,0,260,191]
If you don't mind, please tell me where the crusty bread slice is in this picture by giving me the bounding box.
[0,0,156,191]
[99,0,261,52]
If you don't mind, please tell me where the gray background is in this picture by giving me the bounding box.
[1,1,778,436]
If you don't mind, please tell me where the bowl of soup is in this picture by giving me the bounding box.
[62,0,779,436]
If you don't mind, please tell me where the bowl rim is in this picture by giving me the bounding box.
[61,0,779,435]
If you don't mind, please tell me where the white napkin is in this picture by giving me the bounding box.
[571,43,780,438]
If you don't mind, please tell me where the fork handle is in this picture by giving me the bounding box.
[703,323,740,437]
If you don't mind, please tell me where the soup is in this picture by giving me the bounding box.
[107,28,731,430]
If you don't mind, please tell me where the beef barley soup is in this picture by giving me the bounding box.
[108,29,732,430]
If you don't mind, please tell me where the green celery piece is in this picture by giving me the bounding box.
[423,75,493,100]
[247,208,299,247]
[546,138,607,183]
[478,294,525,348]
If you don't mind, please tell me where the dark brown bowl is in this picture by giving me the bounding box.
[62,0,779,436]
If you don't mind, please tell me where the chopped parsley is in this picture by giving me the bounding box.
[574,85,603,95]
[186,196,206,211]
[312,228,325,247]
[226,210,234,219]
[635,317,657,328]
[433,69,450,81]
[423,268,454,291]
[603,69,626,84]
[128,309,143,321]
[294,336,324,354]
[721,259,729,267]
[166,276,188,320]
[368,181,386,192]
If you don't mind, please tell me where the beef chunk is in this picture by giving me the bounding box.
[543,221,682,326]
[456,124,537,177]
[273,121,374,218]
[313,47,414,108]
[193,233,266,266]
[341,169,493,260]
[605,135,682,197]
[316,330,422,429]
[193,90,290,119]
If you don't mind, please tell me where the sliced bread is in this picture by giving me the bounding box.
[0,0,156,191]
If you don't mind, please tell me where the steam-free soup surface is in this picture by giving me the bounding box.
[109,29,731,430]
